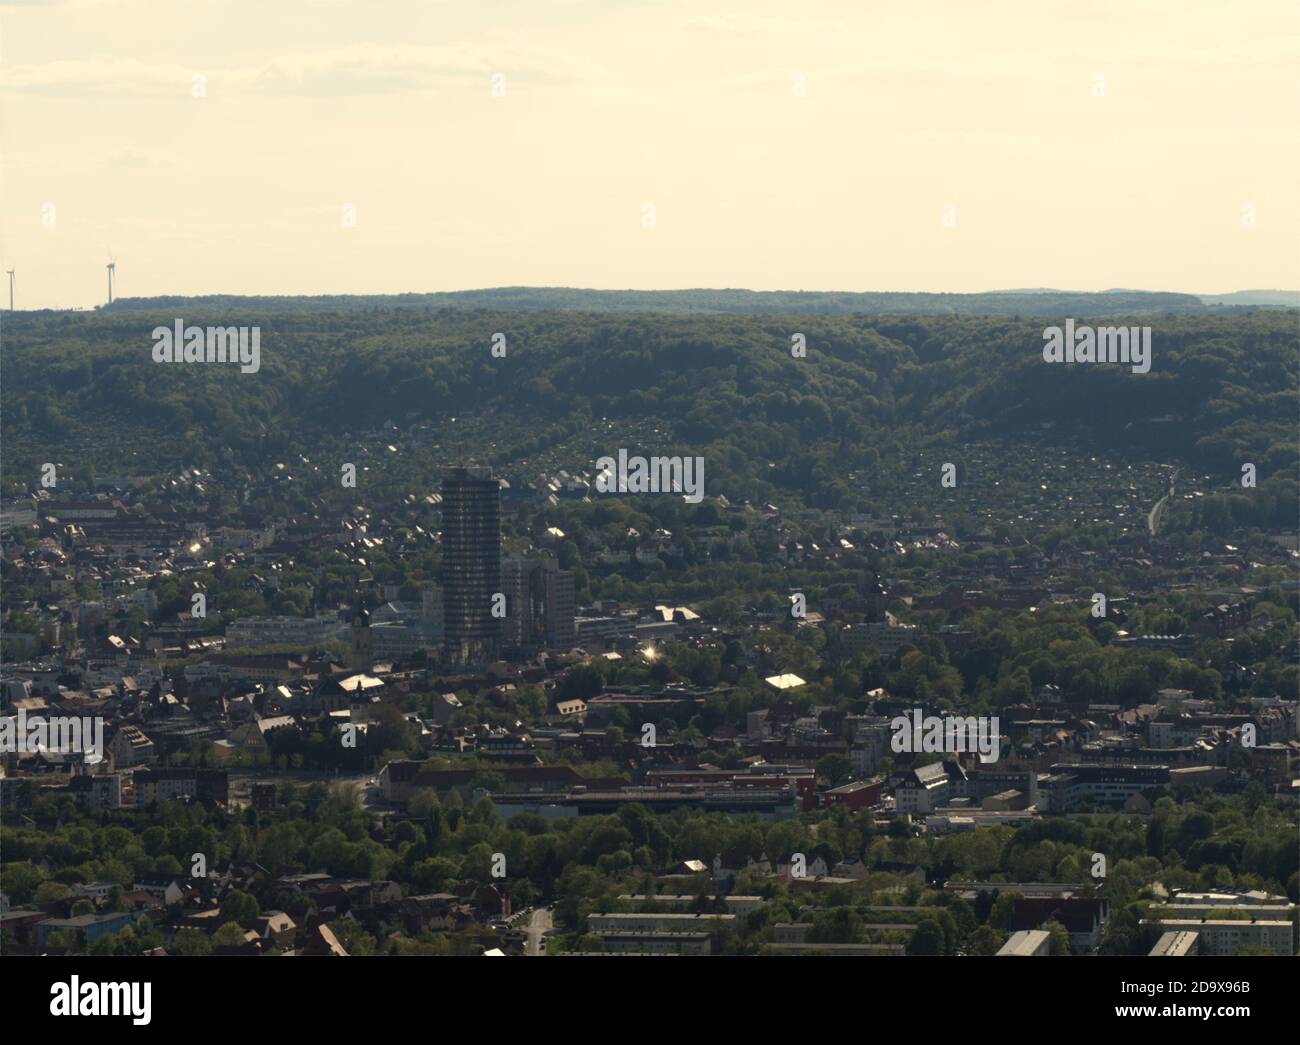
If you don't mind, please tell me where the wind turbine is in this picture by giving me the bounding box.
[5,269,13,311]
[106,256,116,305]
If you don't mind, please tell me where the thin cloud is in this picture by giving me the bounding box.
[1,43,595,98]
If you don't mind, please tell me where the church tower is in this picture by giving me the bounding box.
[349,606,372,670]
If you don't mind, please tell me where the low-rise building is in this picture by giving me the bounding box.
[133,767,228,806]
[587,912,735,934]
[1140,918,1293,956]
[618,894,765,916]
[596,931,711,955]
[895,762,949,814]
[36,911,140,946]
[997,929,1051,956]
[1149,931,1199,956]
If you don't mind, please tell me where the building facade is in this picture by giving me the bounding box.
[500,555,576,652]
[440,466,502,666]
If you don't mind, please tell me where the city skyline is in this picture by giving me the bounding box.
[0,0,1295,988]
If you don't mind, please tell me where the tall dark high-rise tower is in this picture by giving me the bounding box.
[440,465,502,665]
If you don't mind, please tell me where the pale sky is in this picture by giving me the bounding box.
[2,0,1297,310]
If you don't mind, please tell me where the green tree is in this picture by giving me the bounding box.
[212,922,248,948]
[966,924,1005,956]
[173,927,214,956]
[906,917,945,955]
[1044,919,1071,956]
[219,888,261,923]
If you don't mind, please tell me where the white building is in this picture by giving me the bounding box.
[226,614,347,649]
[997,930,1051,956]
[1143,918,1293,956]
[895,762,950,814]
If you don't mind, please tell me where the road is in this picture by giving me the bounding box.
[526,908,553,956]
[340,776,380,809]
[1147,473,1176,536]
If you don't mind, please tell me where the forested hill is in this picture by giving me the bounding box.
[3,309,1295,511]
[94,287,1208,317]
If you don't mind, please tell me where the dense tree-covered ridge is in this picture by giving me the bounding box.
[88,287,1211,316]
[5,310,1294,491]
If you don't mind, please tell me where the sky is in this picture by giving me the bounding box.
[2,0,1297,310]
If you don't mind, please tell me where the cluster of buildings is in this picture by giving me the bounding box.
[439,466,576,664]
[0,464,581,672]
[2,455,1297,959]
[0,866,516,957]
[1143,890,1297,957]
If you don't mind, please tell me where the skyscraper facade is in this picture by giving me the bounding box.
[440,465,502,665]
[501,555,576,653]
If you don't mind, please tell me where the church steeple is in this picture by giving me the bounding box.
[349,603,372,670]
